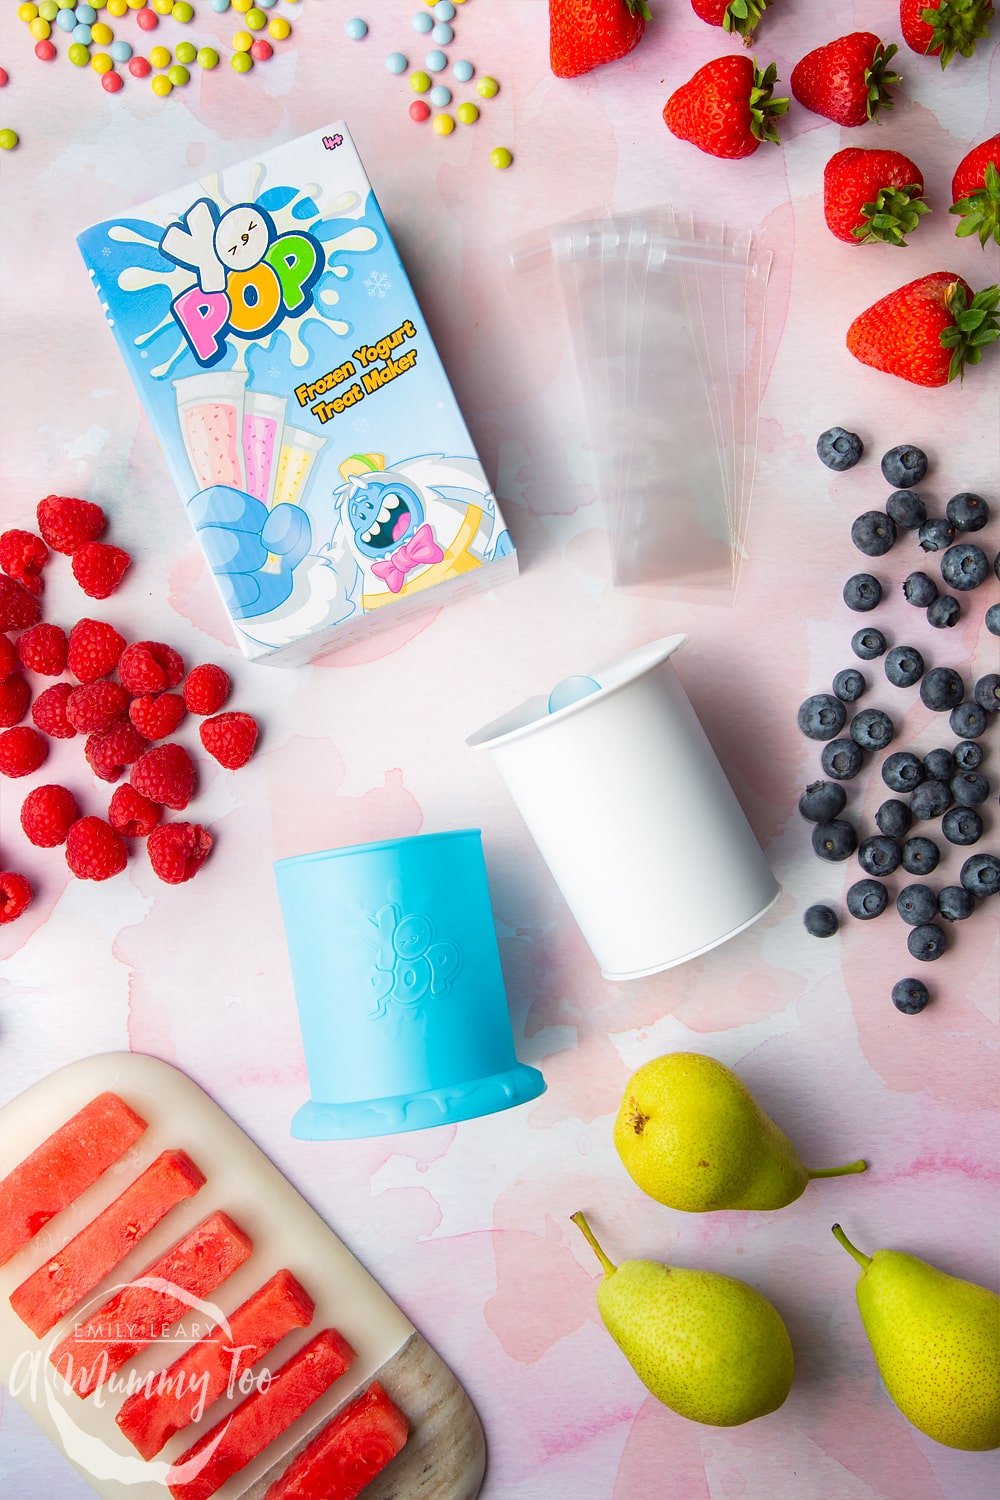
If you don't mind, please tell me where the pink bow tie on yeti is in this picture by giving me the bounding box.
[371,524,444,594]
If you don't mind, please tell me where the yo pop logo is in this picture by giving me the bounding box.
[160,198,324,368]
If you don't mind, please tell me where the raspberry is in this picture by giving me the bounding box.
[17,622,68,676]
[128,692,186,741]
[65,816,128,881]
[32,682,76,740]
[0,674,30,728]
[0,633,17,682]
[200,711,259,770]
[0,872,32,924]
[86,721,148,783]
[36,495,106,555]
[67,618,126,684]
[147,821,213,884]
[118,640,185,695]
[71,542,131,600]
[183,664,231,716]
[130,743,196,810]
[0,575,42,631]
[0,529,48,594]
[108,784,160,838]
[21,784,79,848]
[67,680,130,734]
[0,726,48,778]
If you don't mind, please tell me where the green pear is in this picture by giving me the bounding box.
[572,1212,794,1426]
[614,1052,867,1211]
[833,1224,1000,1452]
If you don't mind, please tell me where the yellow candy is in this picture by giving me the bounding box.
[126,0,146,8]
[457,102,479,125]
[91,20,112,41]
[433,113,455,136]
[106,0,127,13]
[245,6,265,27]
[29,16,50,37]
[267,14,288,37]
[231,48,252,70]
[18,3,39,22]
[490,146,513,170]
[151,72,172,94]
[232,29,252,49]
[477,76,499,98]
[149,43,170,67]
[409,70,430,93]
[152,0,173,11]
[91,51,113,72]
[232,0,251,11]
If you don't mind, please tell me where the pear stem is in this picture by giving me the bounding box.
[571,1212,617,1276]
[831,1223,871,1270]
[807,1159,868,1180]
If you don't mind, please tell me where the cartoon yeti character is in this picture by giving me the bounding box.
[334,452,513,611]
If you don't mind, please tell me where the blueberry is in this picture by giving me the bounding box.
[920,667,964,712]
[907,923,946,962]
[857,834,901,876]
[960,853,1000,897]
[797,693,846,741]
[812,819,858,862]
[910,779,952,820]
[798,780,847,823]
[851,511,896,557]
[953,740,984,771]
[852,627,888,660]
[927,595,960,629]
[938,885,975,922]
[995,551,1000,583]
[804,903,839,937]
[950,770,989,807]
[886,490,927,529]
[942,806,984,846]
[918,517,956,553]
[881,445,927,488]
[876,799,912,838]
[949,701,987,738]
[945,491,989,533]
[892,977,930,1014]
[843,574,882,612]
[847,879,888,919]
[822,737,864,780]
[850,707,895,751]
[882,751,925,793]
[884,646,924,688]
[987,603,1000,638]
[923,748,954,782]
[941,542,989,591]
[817,427,864,471]
[974,674,1000,714]
[833,668,866,703]
[901,835,940,875]
[896,884,938,925]
[902,571,938,608]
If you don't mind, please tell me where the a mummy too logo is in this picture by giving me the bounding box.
[161,198,324,368]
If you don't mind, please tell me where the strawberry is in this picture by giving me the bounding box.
[899,0,993,66]
[791,34,901,127]
[846,272,1000,386]
[549,0,650,80]
[824,148,929,246]
[690,0,771,42]
[950,135,1000,246]
[664,55,788,159]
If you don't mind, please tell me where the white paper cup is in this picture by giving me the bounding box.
[467,635,780,980]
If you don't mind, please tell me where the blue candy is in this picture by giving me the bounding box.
[452,58,473,81]
[425,48,446,71]
[432,21,453,43]
[56,8,76,29]
[74,3,97,20]
[345,16,367,40]
[385,51,408,73]
[72,22,92,43]
[210,0,230,11]
[109,38,132,61]
[411,10,432,31]
[429,84,451,106]
[434,0,455,18]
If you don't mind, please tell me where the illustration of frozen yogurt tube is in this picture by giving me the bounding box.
[274,830,546,1139]
[467,635,780,980]
[175,369,249,491]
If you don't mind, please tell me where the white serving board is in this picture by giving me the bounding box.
[0,1053,485,1500]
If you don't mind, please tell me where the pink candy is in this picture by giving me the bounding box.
[250,39,272,61]
[35,40,56,61]
[136,8,157,29]
[0,67,9,88]
[129,56,152,76]
[102,71,123,92]
[409,100,431,122]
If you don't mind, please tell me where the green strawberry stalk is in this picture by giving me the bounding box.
[918,0,994,67]
[952,161,1000,247]
[939,280,1000,381]
[749,60,790,145]
[855,183,930,245]
[723,0,771,41]
[862,41,903,119]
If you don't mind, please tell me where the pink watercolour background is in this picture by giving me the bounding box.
[0,1,998,1496]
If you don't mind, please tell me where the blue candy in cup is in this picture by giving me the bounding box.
[274,830,545,1139]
